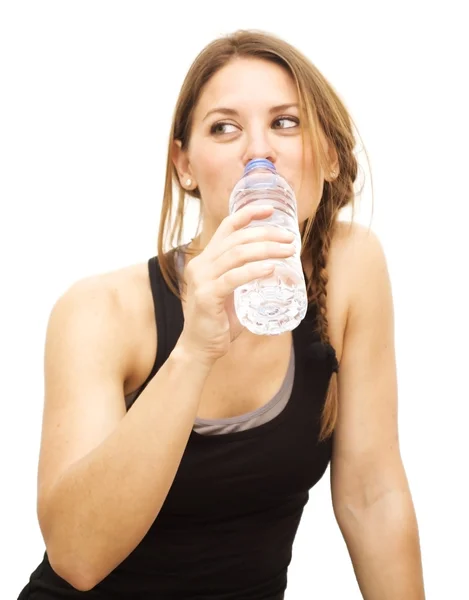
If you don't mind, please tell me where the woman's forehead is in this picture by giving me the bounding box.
[192,58,298,120]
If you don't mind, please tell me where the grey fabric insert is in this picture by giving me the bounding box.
[193,344,294,435]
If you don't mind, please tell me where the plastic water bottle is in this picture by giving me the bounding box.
[228,158,308,335]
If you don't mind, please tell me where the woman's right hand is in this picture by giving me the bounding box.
[178,204,296,367]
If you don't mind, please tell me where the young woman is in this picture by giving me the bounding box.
[18,29,425,600]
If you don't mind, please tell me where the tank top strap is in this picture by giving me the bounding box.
[148,252,185,372]
[293,300,339,374]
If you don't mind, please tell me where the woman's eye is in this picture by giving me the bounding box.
[273,117,299,129]
[210,122,238,135]
[209,117,299,136]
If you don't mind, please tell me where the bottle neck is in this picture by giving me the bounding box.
[244,158,276,176]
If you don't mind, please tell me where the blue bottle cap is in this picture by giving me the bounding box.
[244,158,277,175]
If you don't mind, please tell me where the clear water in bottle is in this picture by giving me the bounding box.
[229,158,308,335]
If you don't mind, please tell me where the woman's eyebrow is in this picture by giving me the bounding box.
[202,103,299,122]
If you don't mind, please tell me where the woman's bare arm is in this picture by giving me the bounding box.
[37,277,211,591]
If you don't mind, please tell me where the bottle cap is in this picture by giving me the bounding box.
[244,158,276,175]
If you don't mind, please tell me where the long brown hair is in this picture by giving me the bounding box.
[157,29,368,441]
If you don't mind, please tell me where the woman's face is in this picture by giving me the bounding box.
[174,57,335,240]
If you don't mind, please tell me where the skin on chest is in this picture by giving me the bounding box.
[196,333,293,420]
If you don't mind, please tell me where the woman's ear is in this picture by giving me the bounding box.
[172,139,197,190]
[325,142,340,181]
[318,129,340,182]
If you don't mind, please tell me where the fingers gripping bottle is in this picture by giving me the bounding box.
[229,158,308,335]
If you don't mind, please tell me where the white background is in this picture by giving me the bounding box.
[1,1,468,598]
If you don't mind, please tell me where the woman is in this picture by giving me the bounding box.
[18,29,425,599]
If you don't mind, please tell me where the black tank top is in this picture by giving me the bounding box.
[18,253,339,600]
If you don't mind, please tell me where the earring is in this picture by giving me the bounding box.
[185,178,192,187]
[330,170,337,179]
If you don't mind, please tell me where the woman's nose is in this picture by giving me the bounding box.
[242,131,277,166]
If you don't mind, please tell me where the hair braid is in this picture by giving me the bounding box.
[305,185,339,441]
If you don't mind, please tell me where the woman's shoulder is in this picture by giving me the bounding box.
[58,259,158,392]
[68,259,153,323]
[324,221,387,360]
[330,220,384,261]
[329,221,388,295]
